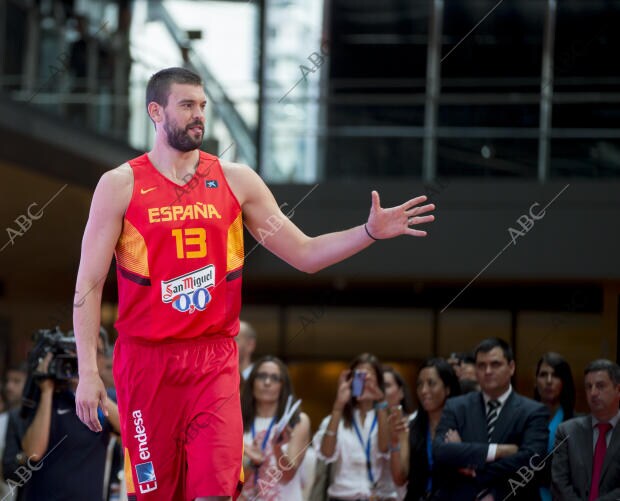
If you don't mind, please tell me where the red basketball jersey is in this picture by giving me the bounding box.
[114,152,244,341]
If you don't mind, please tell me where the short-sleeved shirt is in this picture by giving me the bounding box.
[2,389,113,501]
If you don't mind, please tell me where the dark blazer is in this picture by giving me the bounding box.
[551,415,620,501]
[432,390,549,501]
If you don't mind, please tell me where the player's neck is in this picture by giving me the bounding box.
[148,143,200,182]
[256,401,278,418]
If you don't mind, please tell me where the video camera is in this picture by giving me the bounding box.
[20,327,78,418]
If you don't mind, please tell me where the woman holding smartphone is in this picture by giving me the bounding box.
[313,353,390,501]
[389,358,460,501]
[375,366,415,500]
[240,356,311,501]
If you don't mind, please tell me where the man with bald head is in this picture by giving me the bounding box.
[236,321,257,380]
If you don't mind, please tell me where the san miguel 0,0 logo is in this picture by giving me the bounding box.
[161,265,215,313]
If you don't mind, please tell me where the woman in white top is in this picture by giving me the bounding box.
[313,353,390,501]
[240,356,311,501]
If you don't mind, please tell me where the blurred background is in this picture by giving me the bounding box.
[0,0,619,425]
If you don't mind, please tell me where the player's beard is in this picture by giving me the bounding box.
[163,112,204,152]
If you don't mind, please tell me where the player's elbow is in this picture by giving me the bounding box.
[298,262,321,274]
[288,251,322,274]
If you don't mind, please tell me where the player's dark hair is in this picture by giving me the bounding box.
[145,67,203,124]
[474,337,514,363]
[241,356,300,431]
[534,352,575,419]
[342,353,385,428]
[382,365,414,414]
[585,359,620,385]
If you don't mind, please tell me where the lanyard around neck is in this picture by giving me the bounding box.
[251,417,277,486]
[352,413,378,484]
[251,416,277,452]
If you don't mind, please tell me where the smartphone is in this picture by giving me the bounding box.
[351,370,366,398]
[392,404,403,419]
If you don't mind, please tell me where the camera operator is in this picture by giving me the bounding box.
[2,339,120,500]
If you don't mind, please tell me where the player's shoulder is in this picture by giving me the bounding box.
[97,162,133,192]
[220,160,265,204]
[220,160,258,181]
[103,162,133,182]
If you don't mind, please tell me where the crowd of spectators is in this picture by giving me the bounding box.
[1,323,619,501]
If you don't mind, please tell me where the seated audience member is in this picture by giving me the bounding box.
[433,338,548,500]
[389,358,461,500]
[313,353,389,501]
[552,359,620,501]
[240,356,310,501]
[533,352,575,501]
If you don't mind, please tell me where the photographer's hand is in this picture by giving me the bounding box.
[21,354,55,461]
[76,372,108,432]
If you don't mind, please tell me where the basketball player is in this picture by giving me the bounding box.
[73,67,435,501]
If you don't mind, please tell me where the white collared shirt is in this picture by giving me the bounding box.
[483,385,513,461]
[313,409,388,499]
[591,409,620,450]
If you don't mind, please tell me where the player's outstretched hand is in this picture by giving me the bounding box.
[366,191,435,239]
[75,373,108,432]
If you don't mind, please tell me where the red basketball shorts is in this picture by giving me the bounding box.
[113,335,244,500]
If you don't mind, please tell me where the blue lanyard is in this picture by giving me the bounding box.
[250,417,277,486]
[352,413,378,484]
[426,426,433,493]
[251,417,277,452]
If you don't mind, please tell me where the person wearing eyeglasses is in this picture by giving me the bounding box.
[239,356,310,501]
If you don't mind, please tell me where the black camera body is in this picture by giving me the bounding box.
[20,327,78,418]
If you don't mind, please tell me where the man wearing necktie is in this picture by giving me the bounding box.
[433,338,549,500]
[552,359,620,500]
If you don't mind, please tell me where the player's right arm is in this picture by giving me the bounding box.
[74,164,132,432]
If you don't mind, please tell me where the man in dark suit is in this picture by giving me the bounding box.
[551,359,620,501]
[433,338,549,500]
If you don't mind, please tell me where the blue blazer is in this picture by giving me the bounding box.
[432,390,549,500]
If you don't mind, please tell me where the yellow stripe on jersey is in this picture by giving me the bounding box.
[227,213,244,272]
[124,447,136,494]
[116,218,150,277]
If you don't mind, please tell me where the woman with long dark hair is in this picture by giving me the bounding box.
[533,352,575,501]
[376,366,415,500]
[313,353,390,500]
[240,356,310,501]
[390,358,460,500]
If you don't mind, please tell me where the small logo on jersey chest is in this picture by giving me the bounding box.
[140,187,157,195]
[205,180,218,188]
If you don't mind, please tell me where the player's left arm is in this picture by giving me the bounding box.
[224,162,435,273]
